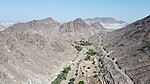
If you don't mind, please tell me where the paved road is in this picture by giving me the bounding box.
[61,48,88,84]
[99,36,134,84]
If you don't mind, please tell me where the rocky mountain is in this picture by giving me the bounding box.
[0,17,107,84]
[0,17,79,84]
[85,17,127,30]
[102,15,150,84]
[59,18,95,40]
[1,15,149,84]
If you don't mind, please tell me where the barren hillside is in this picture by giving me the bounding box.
[102,15,150,84]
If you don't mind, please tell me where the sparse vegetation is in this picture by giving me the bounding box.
[51,66,71,84]
[78,81,84,84]
[68,81,74,84]
[86,49,97,56]
[79,40,92,46]
[92,61,95,65]
[75,45,83,52]
[73,40,93,53]
[74,40,92,46]
[93,74,98,78]
[63,66,71,74]
[87,67,90,69]
[84,49,97,60]
[69,78,75,84]
[93,71,97,73]
[70,78,75,82]
[112,58,114,60]
[85,55,91,60]
[75,73,78,76]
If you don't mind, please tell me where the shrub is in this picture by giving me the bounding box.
[87,67,90,69]
[79,40,92,46]
[92,61,95,65]
[75,73,78,76]
[69,78,75,84]
[70,78,75,82]
[78,81,84,84]
[75,45,83,51]
[68,81,74,84]
[63,66,71,74]
[93,71,97,73]
[93,74,98,78]
[112,58,114,60]
[85,55,91,60]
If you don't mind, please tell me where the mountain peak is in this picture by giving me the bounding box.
[5,17,60,32]
[40,17,55,22]
[73,18,85,23]
[29,17,56,23]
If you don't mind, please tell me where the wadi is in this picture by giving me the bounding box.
[0,15,150,84]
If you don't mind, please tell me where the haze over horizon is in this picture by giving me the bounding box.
[0,0,150,23]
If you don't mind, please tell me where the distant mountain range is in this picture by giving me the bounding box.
[0,17,126,31]
[0,22,15,31]
[85,17,127,30]
[0,22,15,27]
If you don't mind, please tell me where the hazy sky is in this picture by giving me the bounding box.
[0,0,150,23]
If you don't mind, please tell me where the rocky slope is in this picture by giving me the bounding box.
[1,15,150,84]
[102,15,150,84]
[0,17,72,84]
[85,17,127,30]
[0,17,106,84]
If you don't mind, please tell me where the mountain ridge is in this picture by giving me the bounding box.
[102,15,150,84]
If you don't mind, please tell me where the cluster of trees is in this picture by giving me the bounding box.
[85,49,97,60]
[73,40,92,52]
[52,66,71,84]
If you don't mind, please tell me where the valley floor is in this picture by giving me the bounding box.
[57,35,135,84]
